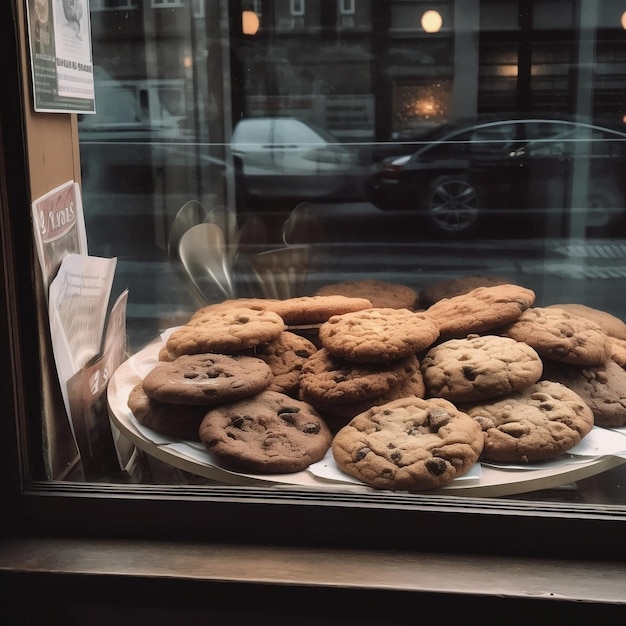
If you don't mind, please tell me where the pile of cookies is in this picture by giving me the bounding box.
[126,276,626,492]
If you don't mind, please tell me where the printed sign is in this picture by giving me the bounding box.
[26,0,96,113]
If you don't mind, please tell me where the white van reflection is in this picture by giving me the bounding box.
[231,116,367,202]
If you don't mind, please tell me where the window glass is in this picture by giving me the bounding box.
[54,0,626,512]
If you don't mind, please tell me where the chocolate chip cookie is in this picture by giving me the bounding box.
[463,380,594,463]
[331,397,484,491]
[265,295,373,325]
[190,298,279,322]
[198,390,332,473]
[421,334,543,402]
[543,359,626,427]
[141,353,272,406]
[127,383,206,441]
[419,274,511,309]
[318,308,439,363]
[422,284,535,339]
[546,303,626,340]
[299,348,419,406]
[501,307,611,366]
[252,331,317,396]
[311,371,426,427]
[315,279,418,310]
[165,307,286,358]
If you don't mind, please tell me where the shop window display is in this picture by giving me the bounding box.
[4,0,626,562]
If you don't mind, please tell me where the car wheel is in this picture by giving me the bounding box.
[425,175,481,235]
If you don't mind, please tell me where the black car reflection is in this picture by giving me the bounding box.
[365,117,626,237]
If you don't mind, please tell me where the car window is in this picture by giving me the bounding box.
[421,130,474,159]
[523,122,620,158]
[468,123,517,155]
[273,119,327,146]
[232,119,272,145]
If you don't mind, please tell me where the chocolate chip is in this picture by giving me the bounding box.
[462,366,477,381]
[278,407,299,423]
[302,422,321,434]
[356,447,370,461]
[425,457,448,475]
[428,408,451,429]
[390,450,402,464]
[231,416,245,428]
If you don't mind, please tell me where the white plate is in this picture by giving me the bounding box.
[107,337,626,497]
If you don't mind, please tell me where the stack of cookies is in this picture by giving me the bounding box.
[299,307,439,429]
[128,352,274,441]
[128,294,377,474]
[125,276,626,492]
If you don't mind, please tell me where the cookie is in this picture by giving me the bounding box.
[419,275,510,308]
[331,397,484,491]
[313,371,426,430]
[141,353,272,406]
[500,307,610,366]
[609,336,626,368]
[198,390,332,473]
[546,303,626,340]
[299,348,419,405]
[252,331,317,396]
[318,308,439,363]
[423,284,535,339]
[542,359,626,427]
[463,380,594,463]
[190,298,279,322]
[265,295,373,325]
[165,307,286,358]
[127,383,205,441]
[421,334,543,402]
[158,344,174,361]
[315,279,418,310]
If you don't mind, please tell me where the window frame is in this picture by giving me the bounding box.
[3,0,626,564]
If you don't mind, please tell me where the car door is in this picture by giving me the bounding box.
[271,118,354,197]
[231,118,275,197]
[464,121,521,212]
[514,121,576,215]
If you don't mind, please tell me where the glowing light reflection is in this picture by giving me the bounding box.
[421,10,443,33]
[242,10,260,35]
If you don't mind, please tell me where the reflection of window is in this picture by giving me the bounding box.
[469,123,517,153]
[90,0,138,10]
[273,119,326,145]
[339,0,355,15]
[426,131,473,158]
[151,0,183,8]
[393,81,452,135]
[290,0,305,16]
[192,0,205,18]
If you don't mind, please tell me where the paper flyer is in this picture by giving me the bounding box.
[26,0,96,113]
[31,180,88,294]
[66,289,131,477]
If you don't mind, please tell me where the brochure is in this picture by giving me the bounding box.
[32,181,134,478]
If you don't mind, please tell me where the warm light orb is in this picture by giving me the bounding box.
[622,11,626,30]
[242,10,260,35]
[421,10,443,33]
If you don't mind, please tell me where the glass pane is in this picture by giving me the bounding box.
[55,0,626,508]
